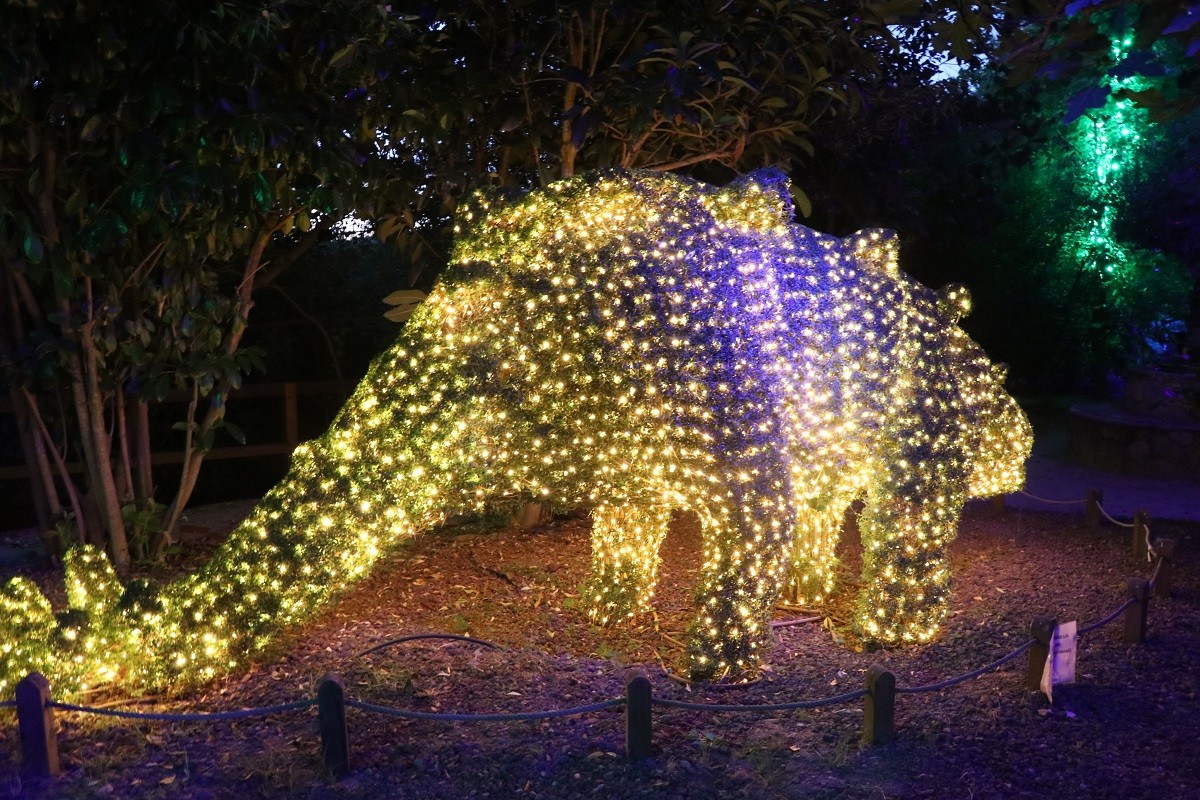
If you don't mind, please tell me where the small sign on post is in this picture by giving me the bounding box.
[1039,621,1077,703]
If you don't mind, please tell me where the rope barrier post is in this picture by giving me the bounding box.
[1123,578,1151,644]
[1131,511,1150,560]
[15,673,59,778]
[861,665,896,746]
[1085,489,1102,528]
[1153,538,1177,598]
[1025,617,1056,692]
[624,668,652,762]
[318,673,350,779]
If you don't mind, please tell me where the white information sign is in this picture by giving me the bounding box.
[1039,620,1077,702]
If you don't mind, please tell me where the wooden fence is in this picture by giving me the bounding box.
[3,534,1180,780]
[0,380,356,482]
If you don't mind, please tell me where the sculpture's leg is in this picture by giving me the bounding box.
[686,501,793,680]
[582,504,671,625]
[785,499,849,606]
[854,491,964,645]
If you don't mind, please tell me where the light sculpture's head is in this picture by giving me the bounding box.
[965,361,1033,498]
[932,283,1032,499]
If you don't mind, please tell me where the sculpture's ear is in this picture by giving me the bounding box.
[711,168,795,227]
[846,228,900,276]
[991,362,1009,385]
[937,283,973,323]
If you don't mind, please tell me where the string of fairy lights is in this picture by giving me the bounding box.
[1069,31,1148,280]
[0,169,1030,697]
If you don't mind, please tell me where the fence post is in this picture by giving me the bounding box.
[318,673,350,779]
[1153,538,1177,598]
[625,668,652,762]
[862,665,896,746]
[1025,617,1057,691]
[15,673,59,777]
[1085,489,1102,528]
[1131,511,1151,560]
[1123,578,1151,644]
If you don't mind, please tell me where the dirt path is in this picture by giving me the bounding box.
[2,501,1197,800]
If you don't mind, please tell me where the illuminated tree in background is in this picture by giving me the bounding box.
[991,3,1197,378]
[1060,15,1196,369]
[1065,31,1149,283]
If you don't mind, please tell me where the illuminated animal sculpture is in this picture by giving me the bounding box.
[0,169,1031,696]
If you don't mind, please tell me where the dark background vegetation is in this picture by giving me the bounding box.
[2,1,1198,535]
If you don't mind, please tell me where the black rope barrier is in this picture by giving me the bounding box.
[1017,491,1086,505]
[344,696,624,722]
[1096,503,1135,528]
[895,640,1034,694]
[357,633,505,657]
[7,506,1180,781]
[1149,556,1165,589]
[1077,597,1137,637]
[49,697,318,722]
[654,687,868,713]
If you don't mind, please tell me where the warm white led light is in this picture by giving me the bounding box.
[0,168,1030,694]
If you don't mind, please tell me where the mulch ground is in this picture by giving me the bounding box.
[1,500,1197,800]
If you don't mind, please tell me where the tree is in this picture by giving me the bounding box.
[368,0,1013,284]
[0,0,410,570]
[1000,0,1199,117]
[887,54,1193,387]
[1119,108,1200,356]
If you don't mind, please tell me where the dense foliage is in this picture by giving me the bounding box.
[0,0,409,566]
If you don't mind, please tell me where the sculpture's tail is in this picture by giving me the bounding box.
[0,330,458,699]
[0,435,438,699]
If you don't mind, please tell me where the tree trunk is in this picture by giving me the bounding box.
[67,319,130,573]
[9,387,56,532]
[114,390,134,502]
[132,398,154,503]
[18,385,87,553]
[561,79,578,179]
[0,280,58,532]
[159,227,274,546]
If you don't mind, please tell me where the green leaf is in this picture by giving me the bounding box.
[252,173,272,211]
[65,189,87,216]
[80,115,105,141]
[793,186,812,219]
[329,44,356,68]
[23,230,44,264]
[223,421,246,445]
[382,289,428,323]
